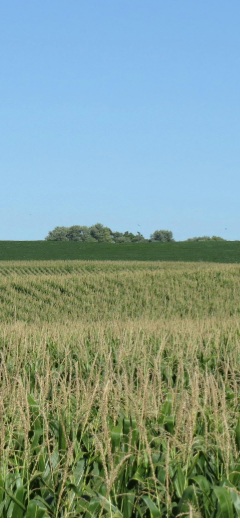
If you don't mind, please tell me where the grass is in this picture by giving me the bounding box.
[1,261,240,517]
[0,240,240,262]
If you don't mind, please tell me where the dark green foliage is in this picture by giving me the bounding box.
[46,224,173,244]
[150,229,174,242]
[45,223,147,243]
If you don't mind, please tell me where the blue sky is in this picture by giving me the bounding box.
[1,0,239,240]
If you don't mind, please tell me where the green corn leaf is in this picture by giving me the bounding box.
[229,467,240,488]
[130,417,139,447]
[161,392,173,416]
[131,464,148,484]
[37,451,46,474]
[30,495,55,516]
[68,460,86,510]
[157,466,166,485]
[49,419,67,453]
[28,394,40,415]
[173,466,186,498]
[164,415,175,435]
[191,475,211,517]
[76,496,100,517]
[111,424,122,451]
[4,488,25,512]
[82,484,97,498]
[213,486,234,518]
[58,421,67,453]
[11,486,25,518]
[30,428,43,451]
[121,492,135,518]
[38,477,56,506]
[191,475,210,494]
[187,451,206,476]
[72,459,85,486]
[123,418,131,438]
[25,500,47,518]
[0,477,4,504]
[50,448,60,471]
[142,496,162,517]
[236,416,240,452]
[28,394,42,432]
[0,500,5,517]
[7,501,14,518]
[92,460,102,481]
[135,502,145,518]
[229,488,240,517]
[98,493,123,517]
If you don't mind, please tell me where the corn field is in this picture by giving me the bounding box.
[1,261,240,517]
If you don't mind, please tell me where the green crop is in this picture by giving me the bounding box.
[0,240,240,262]
[1,261,240,517]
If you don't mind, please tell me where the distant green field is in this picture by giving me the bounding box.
[0,240,239,262]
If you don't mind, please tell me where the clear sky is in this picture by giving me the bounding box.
[1,0,239,241]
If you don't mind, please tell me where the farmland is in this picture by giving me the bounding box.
[1,261,240,517]
[0,239,240,262]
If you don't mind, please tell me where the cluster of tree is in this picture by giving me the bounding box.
[45,224,175,243]
[186,236,226,242]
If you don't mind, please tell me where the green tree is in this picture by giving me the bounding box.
[112,232,131,243]
[112,231,146,243]
[66,225,96,242]
[150,230,174,242]
[131,232,146,243]
[45,224,173,243]
[90,223,113,243]
[122,231,135,242]
[45,227,69,241]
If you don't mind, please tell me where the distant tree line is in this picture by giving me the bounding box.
[45,224,175,243]
[45,226,227,243]
[186,236,226,242]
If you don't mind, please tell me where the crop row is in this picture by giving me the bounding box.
[0,266,239,323]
